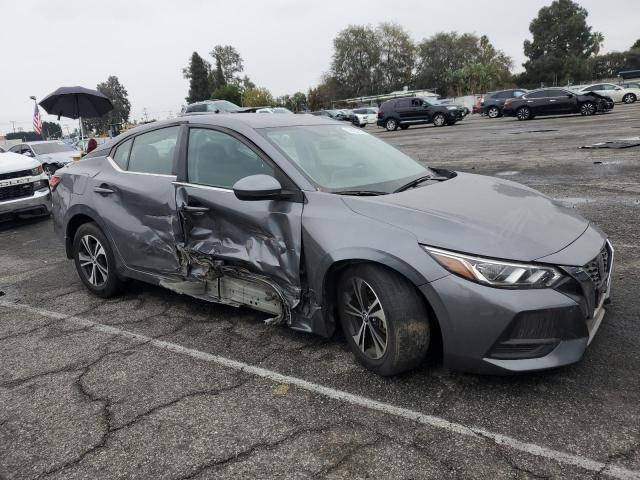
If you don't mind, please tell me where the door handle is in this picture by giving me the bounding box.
[181,204,210,214]
[93,186,115,194]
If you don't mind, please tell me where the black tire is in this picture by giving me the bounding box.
[73,222,124,298]
[400,125,409,130]
[516,106,532,121]
[337,264,431,376]
[622,93,636,104]
[385,118,398,131]
[432,113,446,127]
[580,101,596,116]
[487,106,500,118]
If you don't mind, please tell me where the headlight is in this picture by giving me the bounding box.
[446,106,458,110]
[31,165,43,176]
[422,246,562,289]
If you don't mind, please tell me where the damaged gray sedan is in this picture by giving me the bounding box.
[51,114,613,376]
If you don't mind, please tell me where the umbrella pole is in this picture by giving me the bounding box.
[79,116,84,152]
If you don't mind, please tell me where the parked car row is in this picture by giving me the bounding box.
[7,141,78,174]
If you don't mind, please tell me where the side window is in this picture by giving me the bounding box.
[112,138,133,170]
[547,89,565,97]
[128,127,179,175]
[526,90,549,99]
[396,99,411,108]
[9,145,22,153]
[514,90,526,97]
[187,128,274,189]
[411,99,422,107]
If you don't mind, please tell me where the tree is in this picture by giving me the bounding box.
[632,39,640,51]
[183,52,211,103]
[5,131,41,141]
[415,32,512,95]
[522,0,603,85]
[209,45,244,87]
[242,87,274,107]
[211,84,242,105]
[85,76,131,135]
[376,23,415,92]
[330,25,381,97]
[42,121,62,139]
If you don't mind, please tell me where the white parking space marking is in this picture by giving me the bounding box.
[2,300,638,480]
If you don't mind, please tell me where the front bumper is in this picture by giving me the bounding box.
[0,187,52,219]
[420,238,613,374]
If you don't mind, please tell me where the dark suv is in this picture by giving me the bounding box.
[481,89,527,118]
[377,97,465,131]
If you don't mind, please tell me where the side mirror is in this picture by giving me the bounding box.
[233,174,286,201]
[23,150,34,157]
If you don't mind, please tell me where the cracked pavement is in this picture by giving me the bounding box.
[1,105,639,479]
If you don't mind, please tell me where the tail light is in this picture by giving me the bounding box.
[49,175,61,192]
[377,109,383,118]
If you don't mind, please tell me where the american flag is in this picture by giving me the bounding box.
[33,103,43,135]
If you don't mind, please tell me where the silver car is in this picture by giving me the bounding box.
[50,114,613,376]
[8,141,78,175]
[0,151,52,220]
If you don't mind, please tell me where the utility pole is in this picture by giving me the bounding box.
[143,108,149,123]
[11,121,16,133]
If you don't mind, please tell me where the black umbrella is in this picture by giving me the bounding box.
[39,86,114,145]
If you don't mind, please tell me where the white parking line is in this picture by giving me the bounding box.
[2,300,639,480]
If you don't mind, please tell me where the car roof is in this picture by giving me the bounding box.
[183,112,338,129]
[23,140,67,145]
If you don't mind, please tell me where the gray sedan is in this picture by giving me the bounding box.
[50,114,613,376]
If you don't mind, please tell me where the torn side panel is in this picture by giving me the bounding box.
[175,184,303,311]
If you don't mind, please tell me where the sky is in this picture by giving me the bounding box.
[1,0,638,133]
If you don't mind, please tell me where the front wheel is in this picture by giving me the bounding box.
[337,264,431,376]
[623,93,636,104]
[73,222,124,298]
[432,113,446,127]
[580,101,596,116]
[385,118,398,131]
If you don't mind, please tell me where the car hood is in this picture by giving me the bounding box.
[342,172,589,262]
[37,151,76,164]
[0,152,40,174]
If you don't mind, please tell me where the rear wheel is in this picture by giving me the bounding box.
[623,93,636,104]
[385,118,398,131]
[580,101,596,116]
[337,264,431,376]
[487,106,500,118]
[432,113,446,127]
[73,222,124,298]
[516,106,532,121]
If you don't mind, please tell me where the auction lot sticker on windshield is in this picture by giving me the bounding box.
[0,177,32,188]
[342,126,367,135]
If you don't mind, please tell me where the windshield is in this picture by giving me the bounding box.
[32,143,76,155]
[261,125,429,192]
[210,101,241,113]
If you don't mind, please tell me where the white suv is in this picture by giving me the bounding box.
[0,152,52,220]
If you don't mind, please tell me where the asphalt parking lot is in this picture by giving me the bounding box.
[1,105,639,479]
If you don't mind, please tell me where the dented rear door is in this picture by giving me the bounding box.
[174,126,303,308]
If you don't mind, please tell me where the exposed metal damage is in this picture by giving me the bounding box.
[160,244,294,325]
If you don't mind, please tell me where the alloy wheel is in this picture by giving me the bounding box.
[517,107,530,120]
[433,114,445,126]
[581,102,596,116]
[78,234,109,287]
[385,119,397,131]
[623,94,635,104]
[488,107,499,118]
[343,277,388,360]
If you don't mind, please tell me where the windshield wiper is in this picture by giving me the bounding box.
[334,190,387,196]
[393,175,434,193]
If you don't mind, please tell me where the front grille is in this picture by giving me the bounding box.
[0,183,34,201]
[582,246,609,289]
[0,169,32,181]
